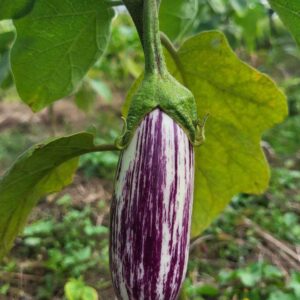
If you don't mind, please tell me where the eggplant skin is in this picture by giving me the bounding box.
[110,109,195,300]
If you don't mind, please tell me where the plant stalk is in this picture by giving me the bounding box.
[143,0,166,75]
[160,32,189,86]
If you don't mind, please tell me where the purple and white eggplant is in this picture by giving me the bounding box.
[110,109,194,300]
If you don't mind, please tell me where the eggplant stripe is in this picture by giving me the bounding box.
[110,109,194,300]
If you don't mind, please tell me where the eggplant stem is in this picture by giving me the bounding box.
[143,0,167,75]
[160,32,189,87]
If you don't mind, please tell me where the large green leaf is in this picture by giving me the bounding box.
[164,31,287,236]
[159,0,198,42]
[0,132,109,259]
[0,0,35,20]
[11,0,114,112]
[268,0,300,46]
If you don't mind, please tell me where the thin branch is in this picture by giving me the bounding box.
[160,32,188,86]
[189,234,213,252]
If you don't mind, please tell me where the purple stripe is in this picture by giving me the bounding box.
[110,109,194,300]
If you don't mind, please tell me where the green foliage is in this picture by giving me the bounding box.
[0,132,104,259]
[74,80,112,113]
[289,272,300,298]
[233,1,268,51]
[79,131,119,179]
[0,127,298,298]
[5,196,111,298]
[0,0,34,20]
[79,150,118,179]
[95,13,143,88]
[219,262,284,287]
[253,168,300,244]
[191,0,271,52]
[269,0,300,47]
[182,262,299,299]
[164,30,287,236]
[11,0,114,111]
[159,0,199,42]
[0,2,298,298]
[65,278,98,300]
[24,205,109,276]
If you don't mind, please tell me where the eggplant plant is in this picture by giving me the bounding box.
[0,0,295,299]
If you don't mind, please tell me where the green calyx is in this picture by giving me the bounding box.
[117,0,200,149]
[116,72,199,148]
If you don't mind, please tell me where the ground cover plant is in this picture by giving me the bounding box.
[0,0,299,299]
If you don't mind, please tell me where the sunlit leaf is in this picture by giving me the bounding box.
[11,0,114,111]
[164,31,287,236]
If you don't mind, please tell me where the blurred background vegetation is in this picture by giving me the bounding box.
[0,0,299,299]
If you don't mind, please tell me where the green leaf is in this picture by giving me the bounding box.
[74,81,97,112]
[0,132,107,259]
[289,272,300,298]
[164,31,287,237]
[65,279,98,300]
[236,264,262,287]
[11,0,114,112]
[268,291,297,300]
[0,0,35,20]
[208,0,227,14]
[263,265,283,280]
[74,78,112,112]
[159,0,198,42]
[187,284,219,297]
[234,3,267,51]
[268,0,300,46]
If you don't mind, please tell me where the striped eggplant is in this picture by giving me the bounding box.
[110,108,195,300]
